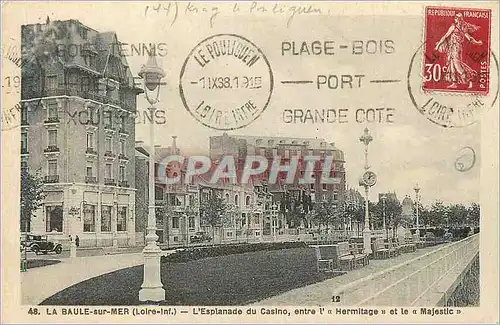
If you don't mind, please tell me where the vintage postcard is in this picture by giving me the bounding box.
[1,1,498,324]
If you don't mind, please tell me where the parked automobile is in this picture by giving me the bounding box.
[190,232,212,243]
[443,231,454,242]
[21,234,63,255]
[424,232,437,246]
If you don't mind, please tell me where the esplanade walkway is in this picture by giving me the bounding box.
[22,234,478,306]
[255,234,479,306]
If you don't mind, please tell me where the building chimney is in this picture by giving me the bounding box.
[172,136,178,154]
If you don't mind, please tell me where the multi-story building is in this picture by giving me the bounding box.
[209,133,347,232]
[136,137,202,247]
[209,133,347,204]
[21,19,141,247]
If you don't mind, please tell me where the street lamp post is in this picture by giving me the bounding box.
[113,202,118,248]
[138,55,166,302]
[273,203,279,241]
[381,194,387,240]
[414,183,421,239]
[359,127,376,256]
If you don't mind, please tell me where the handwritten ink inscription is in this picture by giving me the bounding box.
[144,2,324,28]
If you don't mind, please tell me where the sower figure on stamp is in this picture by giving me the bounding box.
[434,13,483,89]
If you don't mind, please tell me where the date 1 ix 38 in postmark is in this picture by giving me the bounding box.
[423,7,491,94]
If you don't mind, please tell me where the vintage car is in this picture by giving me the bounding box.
[21,234,63,255]
[190,232,212,243]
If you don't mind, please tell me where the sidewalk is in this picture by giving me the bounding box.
[252,245,446,305]
[54,246,145,258]
[22,252,144,305]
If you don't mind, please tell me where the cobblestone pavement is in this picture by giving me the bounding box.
[252,245,446,305]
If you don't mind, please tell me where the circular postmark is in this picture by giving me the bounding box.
[179,34,274,130]
[2,37,44,132]
[2,38,23,132]
[407,43,499,128]
[454,146,476,172]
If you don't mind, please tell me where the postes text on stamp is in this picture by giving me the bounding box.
[423,7,491,94]
[179,34,274,130]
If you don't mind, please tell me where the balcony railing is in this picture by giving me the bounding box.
[104,151,116,158]
[85,147,98,155]
[104,178,116,186]
[118,154,128,160]
[44,117,60,124]
[21,119,28,126]
[44,175,59,183]
[118,128,129,135]
[85,176,97,184]
[104,124,113,130]
[118,180,129,187]
[42,88,134,109]
[44,146,60,153]
[21,148,29,154]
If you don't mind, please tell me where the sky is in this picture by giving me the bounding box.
[8,2,497,206]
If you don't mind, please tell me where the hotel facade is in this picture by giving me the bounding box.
[21,19,141,247]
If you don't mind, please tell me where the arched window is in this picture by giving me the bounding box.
[234,194,239,205]
[245,195,251,206]
[225,193,230,202]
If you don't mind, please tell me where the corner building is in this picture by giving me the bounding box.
[21,19,142,247]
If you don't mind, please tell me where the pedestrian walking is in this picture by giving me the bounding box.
[75,235,80,248]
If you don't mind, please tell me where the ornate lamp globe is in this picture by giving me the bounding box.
[139,55,166,91]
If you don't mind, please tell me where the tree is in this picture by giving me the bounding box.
[156,203,175,247]
[310,199,338,234]
[418,204,432,230]
[384,197,402,238]
[199,191,229,245]
[344,201,364,237]
[221,203,239,241]
[280,189,311,229]
[467,203,480,228]
[20,170,45,232]
[429,200,448,228]
[448,203,469,228]
[371,200,383,229]
[334,202,350,233]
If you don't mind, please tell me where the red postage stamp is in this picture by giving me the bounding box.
[423,6,491,94]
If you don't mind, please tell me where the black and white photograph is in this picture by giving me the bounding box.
[1,1,498,324]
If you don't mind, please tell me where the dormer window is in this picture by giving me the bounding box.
[80,26,88,39]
